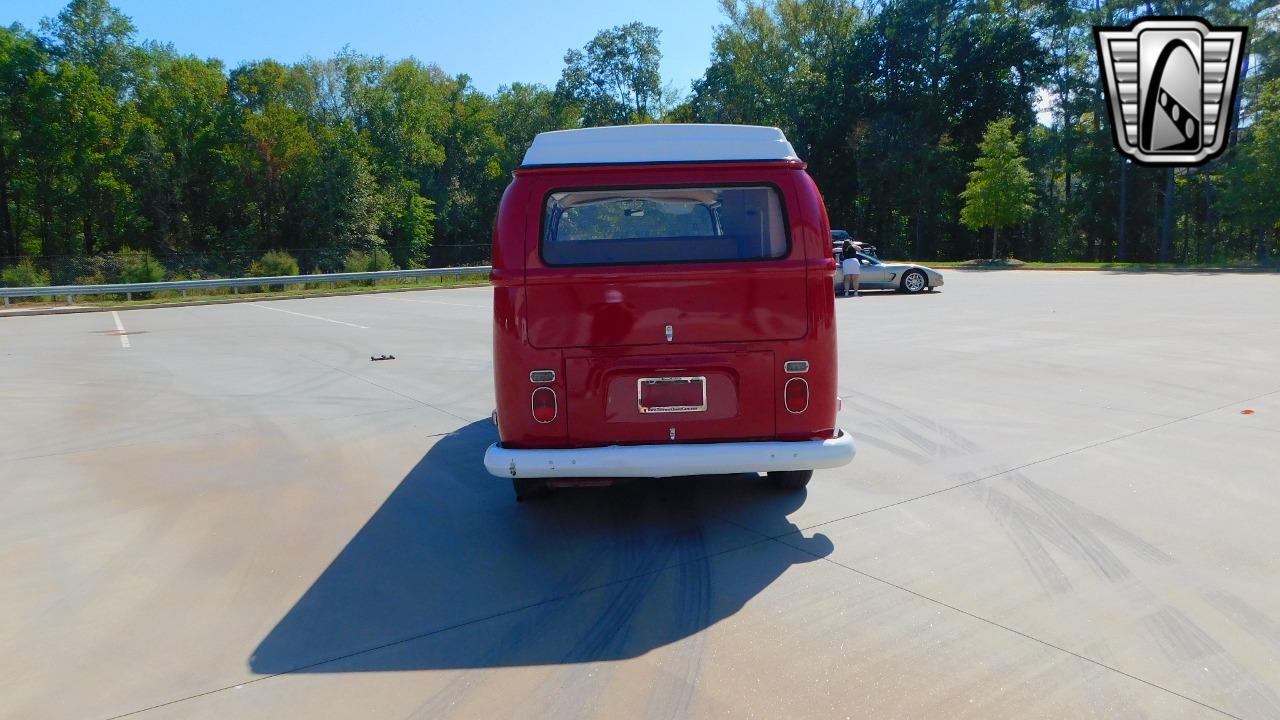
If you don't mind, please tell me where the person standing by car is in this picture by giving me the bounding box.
[840,240,861,297]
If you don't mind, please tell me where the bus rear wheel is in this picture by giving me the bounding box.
[769,469,813,489]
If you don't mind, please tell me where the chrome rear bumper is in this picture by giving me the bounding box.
[484,430,855,479]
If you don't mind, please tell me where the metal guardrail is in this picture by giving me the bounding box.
[0,266,492,305]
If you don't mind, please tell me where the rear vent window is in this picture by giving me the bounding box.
[541,186,789,266]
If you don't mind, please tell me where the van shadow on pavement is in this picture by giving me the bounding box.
[249,420,832,673]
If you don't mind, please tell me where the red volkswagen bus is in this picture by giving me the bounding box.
[484,124,855,500]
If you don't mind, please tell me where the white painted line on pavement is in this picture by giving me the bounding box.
[252,303,368,329]
[111,311,131,349]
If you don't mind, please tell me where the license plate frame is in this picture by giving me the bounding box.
[637,376,707,414]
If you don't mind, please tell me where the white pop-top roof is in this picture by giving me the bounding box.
[520,124,799,167]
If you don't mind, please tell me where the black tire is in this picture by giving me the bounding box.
[513,477,549,502]
[769,469,813,489]
[901,269,927,294]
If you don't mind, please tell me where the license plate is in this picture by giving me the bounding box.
[637,376,707,413]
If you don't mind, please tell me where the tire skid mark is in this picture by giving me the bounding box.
[844,391,983,467]
[978,484,1074,595]
[537,489,701,712]
[401,536,632,720]
[1145,606,1222,663]
[535,489,713,720]
[400,484,655,719]
[538,528,682,717]
[975,476,1161,593]
[1200,589,1280,649]
[1071,640,1154,720]
[974,471,1279,718]
[643,505,711,720]
[855,387,1279,718]
[877,414,967,459]
[1140,603,1280,720]
[846,432,936,466]
[847,391,983,453]
[407,489,714,720]
[1016,471,1173,575]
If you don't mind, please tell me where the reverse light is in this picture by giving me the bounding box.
[531,387,557,423]
[784,378,809,414]
[783,360,809,374]
[529,369,556,383]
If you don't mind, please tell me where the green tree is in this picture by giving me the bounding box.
[128,47,236,254]
[116,246,164,283]
[428,74,504,263]
[1220,78,1280,262]
[690,0,1045,260]
[227,60,320,251]
[3,0,1277,276]
[492,83,575,170]
[248,249,299,277]
[0,26,47,258]
[1,258,50,287]
[960,117,1035,260]
[41,0,138,94]
[348,57,448,263]
[556,22,663,125]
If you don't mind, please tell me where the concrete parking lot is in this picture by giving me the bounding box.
[2,271,1278,720]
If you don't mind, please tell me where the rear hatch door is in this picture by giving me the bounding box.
[526,183,808,349]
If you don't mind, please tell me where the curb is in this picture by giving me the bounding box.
[0,282,490,318]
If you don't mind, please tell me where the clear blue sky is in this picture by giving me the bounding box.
[10,0,725,95]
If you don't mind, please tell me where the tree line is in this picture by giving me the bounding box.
[1,0,1278,287]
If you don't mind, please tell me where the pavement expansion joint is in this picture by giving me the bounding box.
[695,501,1244,719]
[811,551,1244,720]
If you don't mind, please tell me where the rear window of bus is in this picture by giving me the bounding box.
[541,185,789,266]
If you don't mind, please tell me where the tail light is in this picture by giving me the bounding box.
[531,386,557,423]
[784,378,809,414]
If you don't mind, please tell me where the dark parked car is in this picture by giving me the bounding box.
[831,230,877,258]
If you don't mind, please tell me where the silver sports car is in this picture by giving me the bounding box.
[835,251,944,293]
